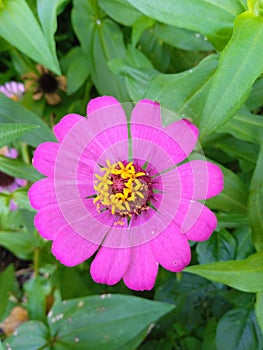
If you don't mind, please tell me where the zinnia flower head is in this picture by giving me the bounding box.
[0,147,27,210]
[0,81,25,101]
[29,97,224,291]
[22,64,66,105]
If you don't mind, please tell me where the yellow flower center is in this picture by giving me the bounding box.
[93,160,149,218]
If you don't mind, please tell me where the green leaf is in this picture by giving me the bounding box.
[98,0,142,26]
[0,0,60,74]
[138,27,170,72]
[4,321,50,350]
[24,277,47,322]
[0,265,15,320]
[126,0,246,49]
[248,144,263,251]
[255,292,263,335]
[234,226,255,260]
[92,19,130,101]
[155,273,230,330]
[108,46,158,101]
[212,136,258,170]
[154,23,213,52]
[216,309,263,350]
[37,0,69,63]
[202,318,217,350]
[145,54,218,124]
[185,251,263,293]
[72,0,129,101]
[216,213,249,230]
[196,229,236,264]
[219,109,263,144]
[247,77,263,110]
[48,294,174,349]
[66,51,90,95]
[0,123,39,148]
[0,230,38,259]
[0,156,43,182]
[206,165,248,214]
[0,93,55,147]
[12,188,35,212]
[200,12,263,138]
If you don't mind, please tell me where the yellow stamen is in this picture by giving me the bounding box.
[93,159,148,216]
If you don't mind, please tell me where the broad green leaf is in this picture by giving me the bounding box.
[248,144,263,251]
[48,294,174,350]
[196,229,236,264]
[206,165,248,214]
[0,93,55,147]
[0,156,43,182]
[155,274,230,330]
[108,46,158,101]
[138,27,170,72]
[92,19,129,101]
[0,123,39,148]
[248,0,263,15]
[72,0,129,101]
[60,46,90,94]
[126,0,246,49]
[4,321,50,350]
[247,78,263,110]
[37,0,69,62]
[132,16,155,48]
[24,277,47,322]
[200,12,263,138]
[145,54,218,124]
[202,318,217,350]
[255,292,263,334]
[212,136,258,169]
[98,0,142,26]
[185,251,263,293]
[0,230,38,259]
[0,265,15,320]
[0,341,3,350]
[219,109,263,144]
[66,52,90,95]
[216,309,263,350]
[0,0,60,74]
[154,23,213,52]
[71,0,97,56]
[216,213,249,230]
[234,226,255,260]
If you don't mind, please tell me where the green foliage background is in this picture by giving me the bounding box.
[0,0,263,349]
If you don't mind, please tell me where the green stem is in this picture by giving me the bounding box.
[33,247,39,277]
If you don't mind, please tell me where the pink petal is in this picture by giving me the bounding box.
[90,246,130,285]
[53,114,83,142]
[131,100,198,165]
[176,160,224,200]
[34,204,66,240]
[32,142,59,177]
[87,96,126,123]
[28,179,56,210]
[123,243,158,291]
[151,222,191,272]
[52,226,99,266]
[175,199,217,241]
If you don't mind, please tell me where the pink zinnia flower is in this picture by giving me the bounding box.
[0,147,27,210]
[29,97,223,291]
[0,81,25,101]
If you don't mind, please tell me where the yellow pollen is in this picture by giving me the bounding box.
[93,159,147,215]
